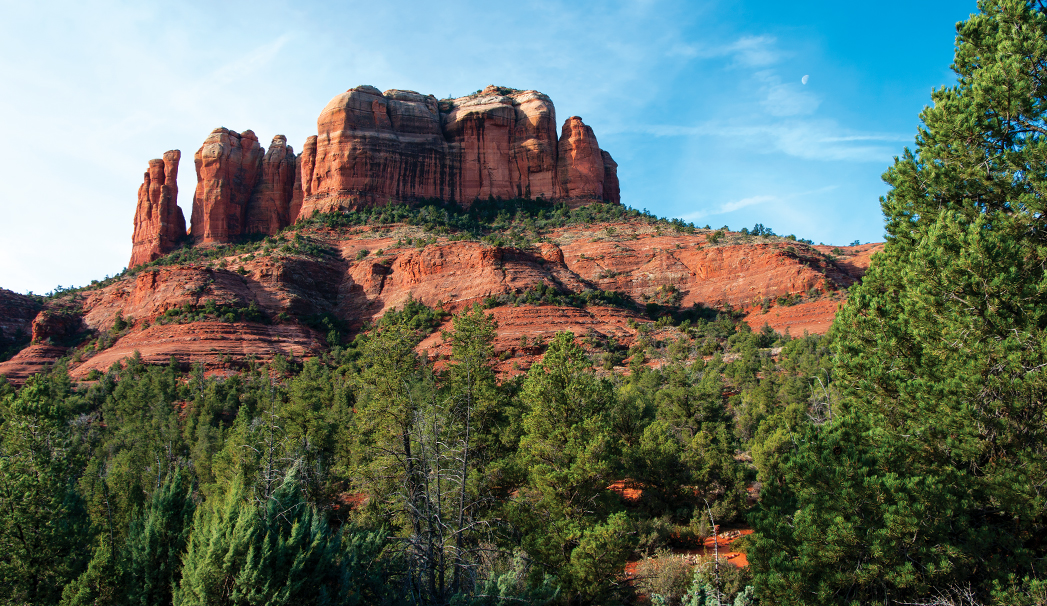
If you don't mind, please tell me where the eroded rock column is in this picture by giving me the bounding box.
[129,150,186,268]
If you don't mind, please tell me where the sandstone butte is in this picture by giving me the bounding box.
[0,82,884,385]
[129,85,620,267]
[0,214,882,385]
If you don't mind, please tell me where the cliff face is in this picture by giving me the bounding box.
[246,135,297,236]
[300,85,618,217]
[189,128,265,244]
[163,85,620,248]
[0,288,41,357]
[129,151,186,268]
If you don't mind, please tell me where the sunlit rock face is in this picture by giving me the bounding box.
[298,84,620,216]
[129,150,186,268]
[134,86,620,249]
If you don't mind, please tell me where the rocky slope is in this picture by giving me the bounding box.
[0,212,881,385]
[129,85,619,268]
[1,82,881,386]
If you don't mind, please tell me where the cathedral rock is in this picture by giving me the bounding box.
[129,85,620,268]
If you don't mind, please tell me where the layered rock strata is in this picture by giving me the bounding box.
[190,128,264,244]
[299,85,619,217]
[129,151,185,268]
[132,86,620,251]
[5,218,880,385]
[246,135,297,236]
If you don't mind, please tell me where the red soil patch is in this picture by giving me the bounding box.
[608,480,643,502]
[743,298,842,336]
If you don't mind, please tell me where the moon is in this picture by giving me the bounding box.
[802,74,810,85]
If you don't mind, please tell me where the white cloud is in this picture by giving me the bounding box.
[682,186,838,220]
[630,120,908,163]
[756,71,821,116]
[722,194,777,213]
[727,35,781,67]
[672,35,781,67]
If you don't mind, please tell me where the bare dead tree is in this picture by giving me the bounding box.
[399,378,494,606]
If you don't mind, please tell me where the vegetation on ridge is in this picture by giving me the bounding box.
[4,0,1047,604]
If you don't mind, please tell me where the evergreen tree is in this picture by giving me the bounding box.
[0,375,92,605]
[512,331,633,604]
[750,1,1047,602]
[176,474,389,605]
[123,469,196,606]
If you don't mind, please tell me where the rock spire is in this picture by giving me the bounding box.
[129,150,185,268]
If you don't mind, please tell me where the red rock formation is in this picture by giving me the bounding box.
[305,86,449,215]
[297,85,620,217]
[2,217,881,383]
[70,322,323,379]
[558,116,608,202]
[190,128,264,244]
[0,344,70,384]
[129,150,185,268]
[289,135,316,224]
[441,86,560,203]
[0,288,41,356]
[601,150,620,205]
[140,87,617,247]
[31,310,83,344]
[245,135,296,235]
[743,299,844,336]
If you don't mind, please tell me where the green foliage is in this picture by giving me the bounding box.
[376,294,449,333]
[482,282,634,312]
[750,1,1047,603]
[0,280,849,604]
[0,326,31,363]
[123,470,196,606]
[636,552,695,606]
[510,332,637,603]
[0,376,92,605]
[454,550,560,605]
[177,474,389,605]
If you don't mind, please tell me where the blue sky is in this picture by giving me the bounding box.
[0,0,977,294]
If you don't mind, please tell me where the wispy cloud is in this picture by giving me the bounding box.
[630,120,908,162]
[756,71,820,116]
[670,35,781,67]
[720,194,777,213]
[209,33,294,86]
[682,185,839,220]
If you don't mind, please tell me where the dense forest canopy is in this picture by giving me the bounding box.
[2,1,1046,604]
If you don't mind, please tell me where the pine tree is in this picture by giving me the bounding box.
[0,375,92,605]
[175,474,389,605]
[123,469,196,606]
[512,331,632,603]
[750,1,1047,602]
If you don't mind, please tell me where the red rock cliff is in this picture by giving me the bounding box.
[298,84,620,217]
[558,116,611,202]
[153,86,620,246]
[246,135,297,236]
[129,150,185,268]
[189,128,264,244]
